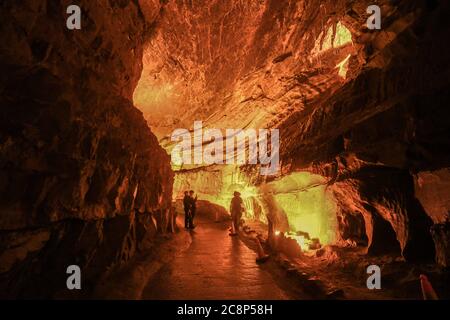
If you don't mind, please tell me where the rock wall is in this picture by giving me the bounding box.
[281,1,450,264]
[415,168,450,266]
[0,0,173,298]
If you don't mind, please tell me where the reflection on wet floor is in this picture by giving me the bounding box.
[142,219,293,300]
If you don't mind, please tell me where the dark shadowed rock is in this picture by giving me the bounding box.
[0,0,172,298]
[431,222,450,267]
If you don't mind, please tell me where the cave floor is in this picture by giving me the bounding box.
[94,214,449,300]
[142,217,307,300]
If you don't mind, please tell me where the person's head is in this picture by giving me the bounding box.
[233,191,241,197]
[184,191,189,196]
[189,190,195,196]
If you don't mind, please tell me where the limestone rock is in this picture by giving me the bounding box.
[0,0,172,298]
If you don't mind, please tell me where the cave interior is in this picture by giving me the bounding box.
[0,0,450,299]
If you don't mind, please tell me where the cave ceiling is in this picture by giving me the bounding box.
[133,0,369,142]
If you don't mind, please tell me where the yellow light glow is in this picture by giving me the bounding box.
[336,54,351,79]
[172,164,259,214]
[286,234,311,251]
[173,168,337,250]
[311,22,353,56]
[333,21,353,47]
[266,172,337,246]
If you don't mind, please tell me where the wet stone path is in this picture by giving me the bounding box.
[142,217,296,300]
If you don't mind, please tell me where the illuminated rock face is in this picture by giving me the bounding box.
[278,2,450,262]
[135,1,450,263]
[264,173,337,245]
[135,0,364,252]
[0,0,173,297]
[174,167,337,247]
[134,0,360,139]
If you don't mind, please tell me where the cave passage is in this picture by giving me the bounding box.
[1,0,450,301]
[143,215,303,300]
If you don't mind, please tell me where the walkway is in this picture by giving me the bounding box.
[142,217,296,300]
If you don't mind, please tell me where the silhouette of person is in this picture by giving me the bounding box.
[188,190,197,229]
[230,191,244,234]
[183,191,191,229]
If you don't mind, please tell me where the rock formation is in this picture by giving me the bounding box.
[0,0,173,298]
[134,0,450,265]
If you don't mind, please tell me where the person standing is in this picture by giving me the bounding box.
[183,191,191,229]
[188,190,197,229]
[230,191,244,235]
